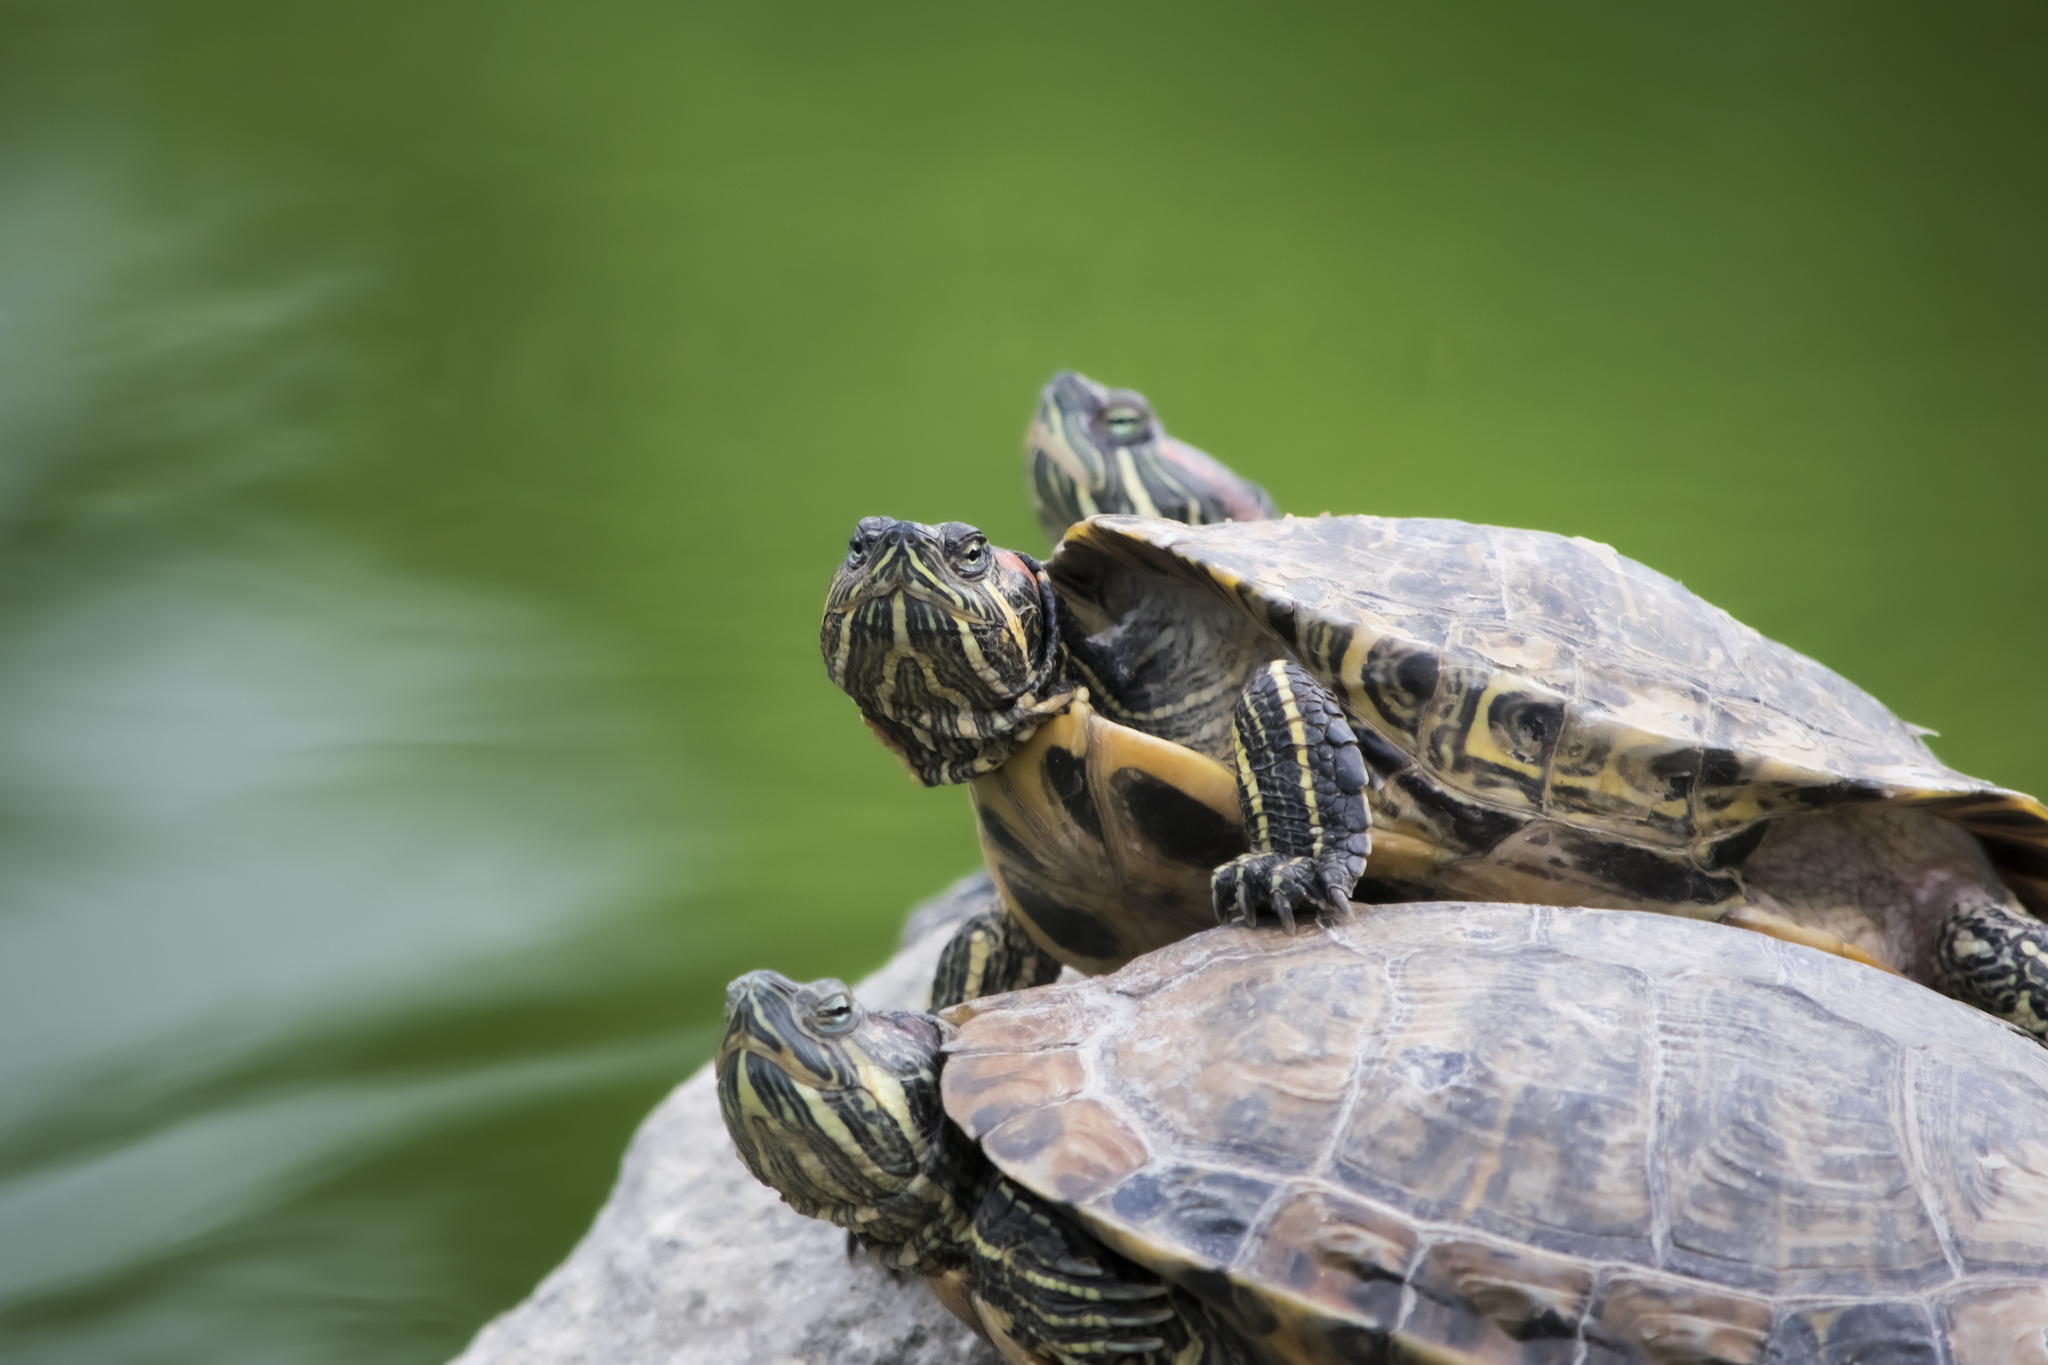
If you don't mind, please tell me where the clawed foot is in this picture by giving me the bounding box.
[1212,853,1350,933]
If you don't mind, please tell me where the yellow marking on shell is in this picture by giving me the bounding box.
[1271,662,1323,857]
[1548,722,1695,835]
[1453,676,1549,782]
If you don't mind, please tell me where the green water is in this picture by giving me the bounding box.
[0,2,2042,1359]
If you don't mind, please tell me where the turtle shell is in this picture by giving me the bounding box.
[1054,514,2048,912]
[942,904,2048,1364]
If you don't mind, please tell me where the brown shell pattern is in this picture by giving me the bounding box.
[1060,515,2048,909]
[941,904,2048,1365]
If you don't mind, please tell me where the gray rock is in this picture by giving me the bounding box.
[451,874,1003,1365]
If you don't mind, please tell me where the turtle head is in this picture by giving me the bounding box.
[1026,368,1279,542]
[821,517,1074,786]
[716,970,948,1232]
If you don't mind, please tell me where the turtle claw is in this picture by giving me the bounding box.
[1212,853,1343,933]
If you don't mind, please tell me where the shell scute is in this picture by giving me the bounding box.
[1935,1282,2048,1365]
[1581,1274,1774,1365]
[1238,1184,1416,1327]
[1550,663,1707,845]
[980,1095,1150,1206]
[1419,645,1568,816]
[940,979,1110,1055]
[1324,901,1540,957]
[943,1048,1085,1142]
[1400,1236,1596,1364]
[1648,973,1951,1295]
[1103,923,1309,1000]
[1332,945,1657,1262]
[1095,1162,1278,1270]
[1534,904,1784,985]
[1350,630,1443,744]
[1761,1300,1942,1365]
[1907,1050,2048,1275]
[1107,953,1387,1172]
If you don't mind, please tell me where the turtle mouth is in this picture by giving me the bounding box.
[716,1030,845,1092]
[833,576,982,619]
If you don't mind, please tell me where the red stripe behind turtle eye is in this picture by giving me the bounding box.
[995,550,1032,577]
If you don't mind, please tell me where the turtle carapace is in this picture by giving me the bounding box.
[718,905,2048,1364]
[819,373,2048,1038]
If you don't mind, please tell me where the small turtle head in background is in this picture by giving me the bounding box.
[1026,369,1277,541]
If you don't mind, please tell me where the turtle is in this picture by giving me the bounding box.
[817,377,2048,1038]
[717,901,2048,1365]
[1024,369,1279,542]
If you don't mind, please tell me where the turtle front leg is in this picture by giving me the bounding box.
[932,909,1064,1010]
[1212,660,1371,932]
[1938,901,2048,1041]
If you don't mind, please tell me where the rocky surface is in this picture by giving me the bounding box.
[451,875,1004,1365]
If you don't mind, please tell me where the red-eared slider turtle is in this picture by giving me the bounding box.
[1025,369,1279,542]
[820,411,2048,1035]
[718,902,2048,1364]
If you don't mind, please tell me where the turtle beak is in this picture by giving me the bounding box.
[724,969,799,1023]
[717,970,801,1065]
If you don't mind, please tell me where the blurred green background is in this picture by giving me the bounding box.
[0,1,2042,1360]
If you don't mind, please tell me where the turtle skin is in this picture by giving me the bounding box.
[1024,369,1278,543]
[988,512,2048,1032]
[942,903,2048,1365]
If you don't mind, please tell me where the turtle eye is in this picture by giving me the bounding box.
[811,991,858,1035]
[1102,404,1150,441]
[954,537,989,577]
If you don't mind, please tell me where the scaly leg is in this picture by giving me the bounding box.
[1212,660,1371,931]
[1938,901,2048,1041]
[970,1176,1252,1365]
[932,909,1064,1010]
